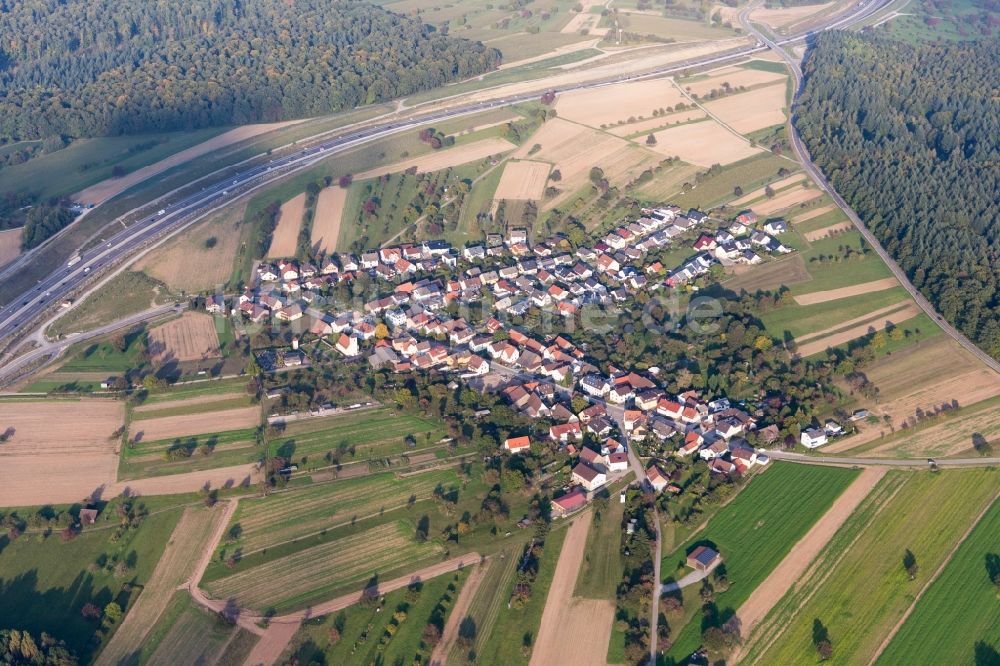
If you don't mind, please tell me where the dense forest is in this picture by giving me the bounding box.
[796,32,1000,358]
[0,0,501,140]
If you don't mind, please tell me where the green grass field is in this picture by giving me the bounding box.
[662,463,860,661]
[0,129,225,202]
[876,495,1000,665]
[750,468,1000,665]
[759,286,911,339]
[57,329,149,375]
[141,376,253,404]
[288,567,468,665]
[477,525,569,665]
[574,499,625,599]
[134,590,248,665]
[0,498,185,662]
[449,546,522,662]
[118,427,260,479]
[131,395,253,420]
[222,468,465,556]
[667,154,798,211]
[267,408,448,471]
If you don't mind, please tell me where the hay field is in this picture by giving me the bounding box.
[266,193,306,259]
[752,184,823,215]
[703,83,789,134]
[74,120,305,206]
[96,506,225,666]
[648,119,763,166]
[132,405,260,442]
[355,137,515,179]
[793,277,899,306]
[530,512,616,666]
[135,203,246,292]
[681,66,787,97]
[554,78,687,128]
[147,312,221,364]
[607,109,708,137]
[205,521,444,611]
[310,186,349,254]
[0,399,123,506]
[493,160,551,200]
[0,227,21,268]
[796,302,921,357]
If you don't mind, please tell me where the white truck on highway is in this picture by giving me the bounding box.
[67,254,82,267]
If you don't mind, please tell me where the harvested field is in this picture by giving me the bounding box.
[796,302,921,357]
[355,138,515,179]
[731,173,806,207]
[493,160,550,200]
[793,277,899,306]
[750,184,823,215]
[648,119,763,166]
[751,1,835,28]
[681,66,788,97]
[132,405,260,442]
[74,120,305,206]
[702,83,788,134]
[792,203,838,223]
[96,506,225,666]
[554,78,687,128]
[516,118,661,207]
[735,467,886,640]
[266,193,306,259]
[0,399,122,506]
[803,220,853,240]
[310,186,349,254]
[0,227,21,268]
[607,109,708,137]
[205,521,444,611]
[531,512,616,666]
[113,462,260,495]
[147,312,221,363]
[726,254,811,292]
[135,203,246,292]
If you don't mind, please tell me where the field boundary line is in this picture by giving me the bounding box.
[741,472,909,665]
[866,487,1000,666]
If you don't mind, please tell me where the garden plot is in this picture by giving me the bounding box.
[265,193,306,258]
[147,312,221,363]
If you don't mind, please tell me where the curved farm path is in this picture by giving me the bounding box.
[732,467,886,662]
[429,559,490,665]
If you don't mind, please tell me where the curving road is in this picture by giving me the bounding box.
[738,3,1000,375]
[0,0,895,369]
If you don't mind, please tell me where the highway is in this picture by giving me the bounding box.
[0,0,895,367]
[738,3,1000,375]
